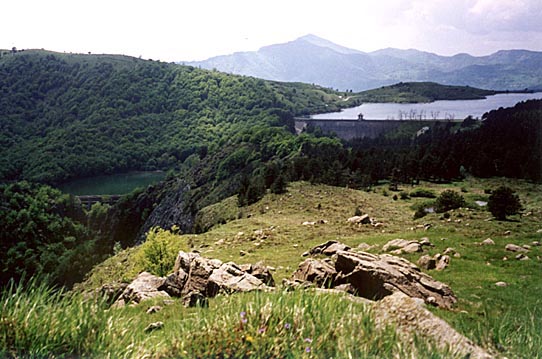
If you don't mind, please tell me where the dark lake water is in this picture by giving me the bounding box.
[312,92,542,120]
[58,171,166,195]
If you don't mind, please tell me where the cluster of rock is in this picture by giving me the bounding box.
[287,240,457,309]
[102,241,494,357]
[347,214,384,228]
[113,251,274,307]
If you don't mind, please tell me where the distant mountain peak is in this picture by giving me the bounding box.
[185,35,542,91]
[294,34,362,55]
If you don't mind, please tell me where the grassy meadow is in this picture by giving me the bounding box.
[3,178,541,358]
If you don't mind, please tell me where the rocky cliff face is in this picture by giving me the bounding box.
[136,179,194,242]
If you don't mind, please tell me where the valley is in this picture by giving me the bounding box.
[1,48,541,358]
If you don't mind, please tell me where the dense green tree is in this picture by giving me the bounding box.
[435,190,465,213]
[0,181,102,286]
[488,186,522,220]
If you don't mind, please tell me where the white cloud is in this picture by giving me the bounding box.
[1,0,541,60]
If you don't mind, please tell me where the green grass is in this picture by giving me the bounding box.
[46,179,542,357]
[2,281,455,358]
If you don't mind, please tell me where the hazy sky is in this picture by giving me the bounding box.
[3,0,542,61]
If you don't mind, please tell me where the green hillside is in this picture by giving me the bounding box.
[0,50,356,184]
[356,82,498,103]
[3,179,541,358]
[1,49,542,358]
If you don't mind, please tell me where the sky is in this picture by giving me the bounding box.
[2,0,542,62]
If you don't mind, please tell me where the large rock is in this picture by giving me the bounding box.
[115,272,170,306]
[309,240,351,256]
[291,258,337,288]
[162,251,222,297]
[207,262,269,297]
[160,251,274,301]
[417,255,437,270]
[239,262,275,286]
[97,282,128,305]
[505,244,528,253]
[418,254,450,271]
[347,214,372,224]
[373,292,491,359]
[382,239,423,254]
[335,251,456,308]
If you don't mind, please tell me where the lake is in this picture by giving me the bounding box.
[58,171,166,196]
[312,92,542,120]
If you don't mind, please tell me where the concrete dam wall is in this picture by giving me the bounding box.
[294,118,457,140]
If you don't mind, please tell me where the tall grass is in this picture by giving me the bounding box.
[0,278,135,358]
[440,303,542,358]
[1,279,454,358]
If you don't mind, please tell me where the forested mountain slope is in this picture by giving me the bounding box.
[0,50,356,184]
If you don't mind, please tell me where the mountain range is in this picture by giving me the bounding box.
[185,34,542,91]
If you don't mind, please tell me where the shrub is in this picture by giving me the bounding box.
[410,188,436,198]
[435,190,465,213]
[137,227,185,277]
[270,174,288,194]
[413,205,427,219]
[488,186,522,220]
[399,191,410,200]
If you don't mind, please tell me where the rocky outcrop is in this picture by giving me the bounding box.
[373,292,492,359]
[290,243,457,309]
[382,238,427,254]
[309,240,351,256]
[239,262,276,286]
[97,282,128,305]
[160,251,273,303]
[115,272,170,306]
[334,251,456,308]
[137,179,194,243]
[113,252,274,307]
[291,258,336,287]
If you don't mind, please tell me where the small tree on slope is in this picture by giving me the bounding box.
[488,186,522,220]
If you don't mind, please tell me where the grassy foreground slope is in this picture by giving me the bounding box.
[81,179,542,358]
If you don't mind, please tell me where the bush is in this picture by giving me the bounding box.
[413,205,428,219]
[488,186,522,220]
[137,227,185,277]
[399,191,410,200]
[435,190,465,213]
[410,188,436,198]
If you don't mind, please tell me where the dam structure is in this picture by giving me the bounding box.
[294,116,461,141]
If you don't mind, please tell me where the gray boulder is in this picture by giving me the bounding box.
[161,251,273,301]
[239,262,275,286]
[347,214,372,225]
[309,240,351,256]
[207,262,270,296]
[334,251,456,309]
[115,272,170,306]
[383,239,423,254]
[373,292,491,359]
[417,254,450,271]
[291,258,337,287]
[417,255,437,270]
[505,244,529,253]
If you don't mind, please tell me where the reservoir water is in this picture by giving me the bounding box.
[312,92,542,120]
[58,171,166,196]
